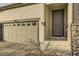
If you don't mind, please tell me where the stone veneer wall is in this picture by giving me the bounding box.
[71,24,79,55]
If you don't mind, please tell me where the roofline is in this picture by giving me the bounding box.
[0,3,37,11]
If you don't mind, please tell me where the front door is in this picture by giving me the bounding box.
[52,10,64,36]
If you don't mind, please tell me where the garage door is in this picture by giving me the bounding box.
[3,21,39,44]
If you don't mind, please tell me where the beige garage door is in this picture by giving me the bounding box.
[3,21,38,44]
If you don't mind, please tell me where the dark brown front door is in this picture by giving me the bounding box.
[52,10,64,36]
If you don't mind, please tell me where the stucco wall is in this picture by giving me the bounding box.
[0,4,44,20]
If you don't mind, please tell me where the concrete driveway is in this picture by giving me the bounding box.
[0,41,71,56]
[0,41,40,56]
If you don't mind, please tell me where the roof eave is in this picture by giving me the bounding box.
[0,3,37,11]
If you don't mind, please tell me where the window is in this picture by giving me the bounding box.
[17,23,20,26]
[13,24,16,26]
[32,22,36,26]
[22,23,25,26]
[52,10,64,37]
[9,24,11,26]
[27,22,31,26]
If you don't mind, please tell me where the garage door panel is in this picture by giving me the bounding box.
[4,21,38,43]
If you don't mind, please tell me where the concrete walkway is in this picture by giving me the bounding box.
[0,41,40,56]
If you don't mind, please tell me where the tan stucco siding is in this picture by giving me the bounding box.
[41,4,73,51]
[0,4,44,21]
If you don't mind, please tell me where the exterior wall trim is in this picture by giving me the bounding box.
[0,18,40,23]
